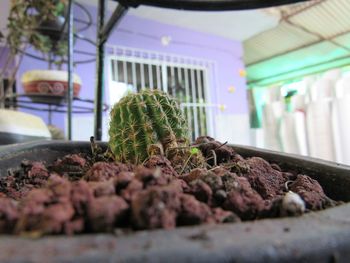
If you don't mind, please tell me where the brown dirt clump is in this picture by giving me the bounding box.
[84,162,131,182]
[180,168,207,183]
[70,181,94,217]
[0,161,50,200]
[134,165,172,187]
[289,174,337,210]
[88,196,128,232]
[15,188,72,234]
[50,154,88,178]
[0,198,18,233]
[88,180,116,197]
[177,194,212,225]
[200,170,224,192]
[46,174,71,202]
[131,185,181,229]
[195,136,235,165]
[211,207,240,223]
[120,179,143,203]
[243,157,288,200]
[186,179,213,204]
[222,172,265,220]
[115,171,134,192]
[144,155,179,178]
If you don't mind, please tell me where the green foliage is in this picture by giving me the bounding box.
[109,90,189,164]
[7,0,68,65]
[190,147,200,155]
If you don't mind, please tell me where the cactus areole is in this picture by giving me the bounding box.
[108,90,189,164]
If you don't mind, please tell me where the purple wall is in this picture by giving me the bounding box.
[109,14,247,114]
[0,47,14,71]
[1,2,248,134]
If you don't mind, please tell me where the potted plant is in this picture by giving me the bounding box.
[6,0,82,101]
[20,69,81,101]
[0,90,349,262]
[7,0,68,66]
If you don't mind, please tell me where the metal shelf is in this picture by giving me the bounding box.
[2,93,109,126]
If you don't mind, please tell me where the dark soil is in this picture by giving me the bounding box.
[0,138,341,236]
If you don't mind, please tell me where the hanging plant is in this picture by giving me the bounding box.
[7,0,68,68]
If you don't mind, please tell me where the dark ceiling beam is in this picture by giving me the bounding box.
[117,0,310,11]
[281,0,326,20]
[100,4,128,44]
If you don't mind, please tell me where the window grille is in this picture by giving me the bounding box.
[107,45,217,141]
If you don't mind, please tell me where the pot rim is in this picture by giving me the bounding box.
[21,70,82,85]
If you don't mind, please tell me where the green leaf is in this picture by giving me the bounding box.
[190,147,199,155]
[53,2,65,16]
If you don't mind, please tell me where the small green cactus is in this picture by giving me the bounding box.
[109,90,203,171]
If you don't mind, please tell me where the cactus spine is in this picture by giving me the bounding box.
[109,90,191,165]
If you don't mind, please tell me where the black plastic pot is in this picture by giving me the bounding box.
[0,141,350,263]
[36,15,67,43]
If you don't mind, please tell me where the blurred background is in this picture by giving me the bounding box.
[1,0,350,164]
